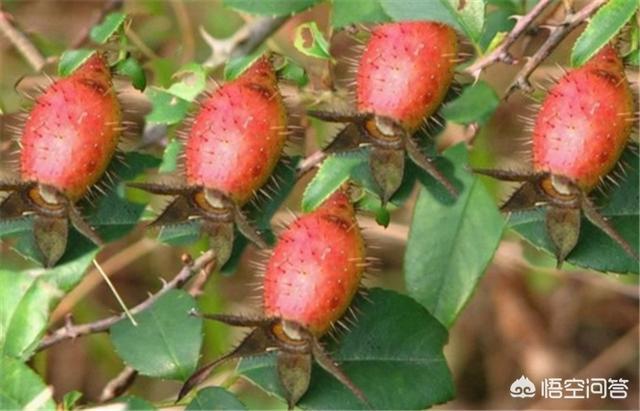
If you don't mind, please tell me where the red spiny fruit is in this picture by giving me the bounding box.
[263,190,365,335]
[356,21,458,131]
[20,53,121,201]
[179,190,369,406]
[184,56,287,205]
[473,45,637,266]
[532,45,634,191]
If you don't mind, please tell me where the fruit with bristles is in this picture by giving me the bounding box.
[177,189,369,409]
[308,21,459,202]
[0,53,121,266]
[130,56,288,266]
[474,45,637,266]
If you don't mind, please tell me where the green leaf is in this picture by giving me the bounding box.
[301,148,412,217]
[331,0,391,28]
[159,138,183,173]
[90,12,126,44]
[116,56,147,91]
[239,288,454,410]
[294,22,332,60]
[0,252,97,360]
[110,290,203,380]
[166,63,207,102]
[479,0,522,54]
[145,87,190,125]
[111,396,156,410]
[58,49,96,76]
[380,0,486,44]
[571,0,638,67]
[302,150,375,212]
[485,31,508,53]
[157,220,202,246]
[479,1,517,51]
[276,58,309,87]
[406,144,504,327]
[224,0,320,16]
[509,150,639,274]
[61,391,83,411]
[224,49,265,81]
[186,387,247,411]
[0,356,55,411]
[625,48,640,66]
[0,218,31,238]
[441,81,499,125]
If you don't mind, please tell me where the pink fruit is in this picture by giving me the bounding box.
[356,21,458,132]
[179,190,369,407]
[184,56,287,205]
[474,45,637,266]
[308,22,459,200]
[20,53,121,201]
[532,45,633,191]
[263,190,365,335]
[129,56,289,255]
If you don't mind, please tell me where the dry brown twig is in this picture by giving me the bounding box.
[0,9,45,71]
[464,0,608,98]
[505,0,607,98]
[465,0,556,78]
[37,250,217,351]
[200,15,287,69]
[296,150,327,177]
[99,366,138,403]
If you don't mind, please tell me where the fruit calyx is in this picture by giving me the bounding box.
[306,21,459,203]
[473,167,638,267]
[307,110,458,202]
[0,53,119,266]
[177,190,369,408]
[177,313,369,410]
[0,181,103,267]
[128,181,266,266]
[471,45,637,267]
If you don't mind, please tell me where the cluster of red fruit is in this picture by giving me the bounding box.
[0,21,635,408]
